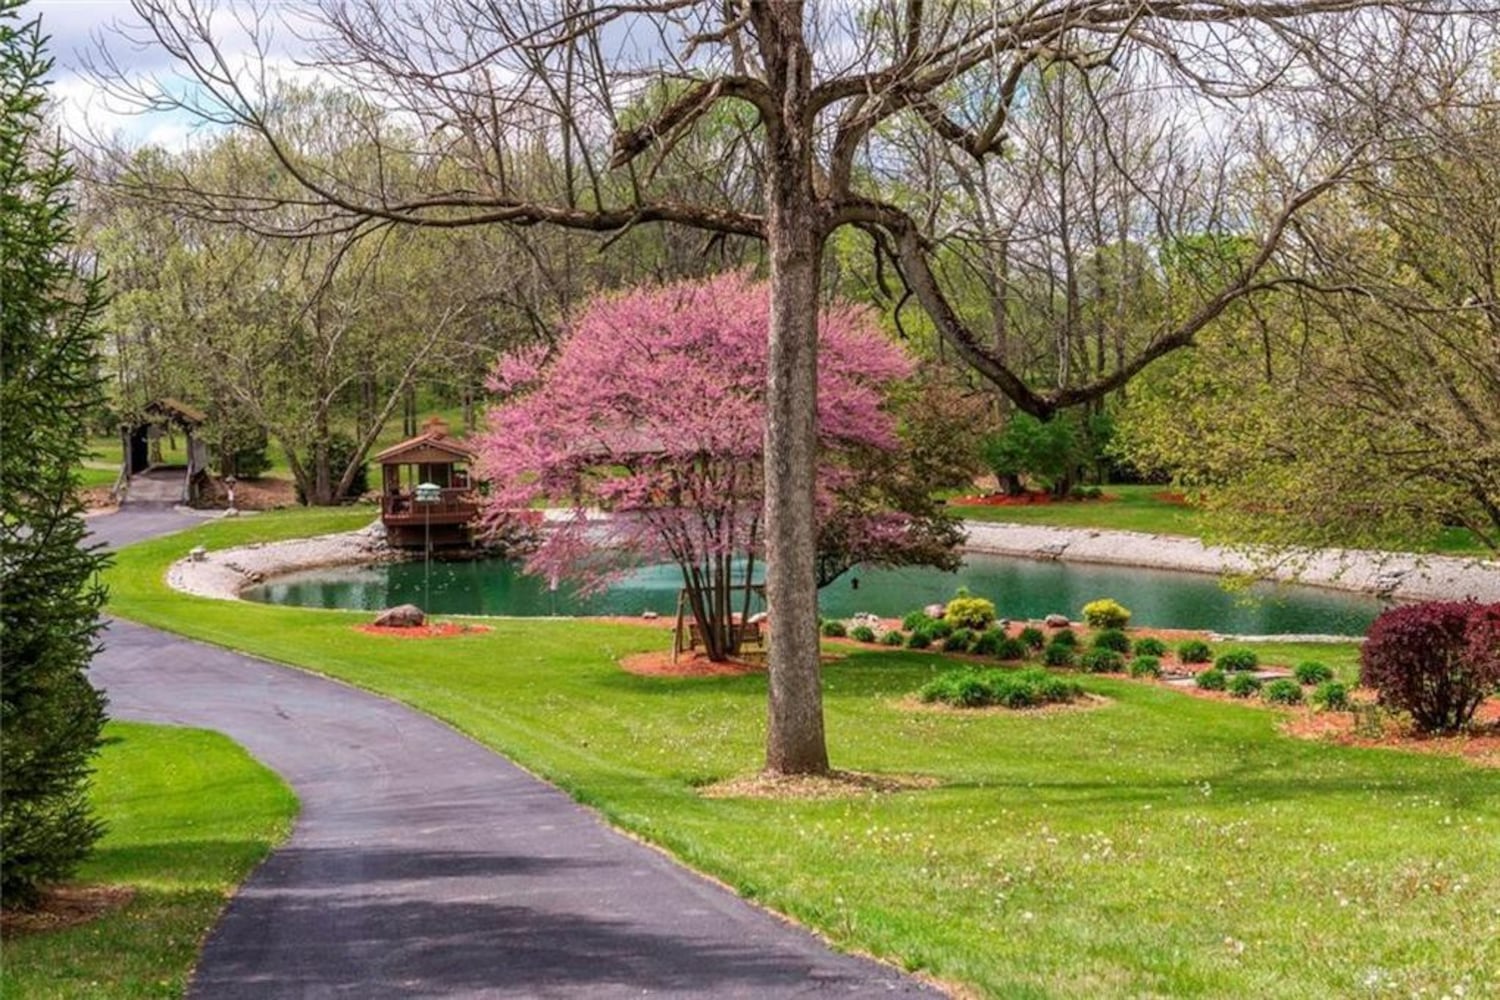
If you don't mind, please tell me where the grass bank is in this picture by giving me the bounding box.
[1,722,296,999]
[102,511,1499,998]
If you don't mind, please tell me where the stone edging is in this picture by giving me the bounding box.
[167,521,398,600]
[961,522,1500,604]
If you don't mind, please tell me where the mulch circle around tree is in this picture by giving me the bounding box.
[698,769,940,800]
[1283,699,1500,767]
[0,885,135,938]
[618,650,847,678]
[354,623,493,639]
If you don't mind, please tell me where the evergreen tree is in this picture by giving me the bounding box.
[1,0,110,906]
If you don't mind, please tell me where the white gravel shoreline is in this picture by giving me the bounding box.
[166,517,1500,610]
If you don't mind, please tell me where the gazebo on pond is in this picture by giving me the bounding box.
[374,419,479,549]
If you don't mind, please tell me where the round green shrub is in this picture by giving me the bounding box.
[917,667,1084,710]
[1215,648,1260,672]
[1263,678,1304,705]
[1294,661,1334,685]
[971,629,1005,657]
[906,630,933,649]
[1178,639,1213,664]
[1079,649,1124,673]
[1132,637,1168,658]
[944,628,976,653]
[849,625,877,643]
[1050,628,1078,648]
[928,619,955,640]
[1195,668,1227,691]
[945,592,998,631]
[1090,628,1130,653]
[1128,655,1162,678]
[1043,643,1077,668]
[1081,598,1132,629]
[881,630,906,647]
[1227,673,1263,698]
[902,610,935,632]
[820,619,848,638]
[995,637,1028,661]
[1018,626,1046,650]
[1313,680,1351,711]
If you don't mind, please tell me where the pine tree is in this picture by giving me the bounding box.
[1,0,110,906]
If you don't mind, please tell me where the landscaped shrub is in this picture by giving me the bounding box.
[1294,661,1334,685]
[1043,642,1077,667]
[1196,668,1227,690]
[1227,673,1262,699]
[906,630,934,649]
[902,610,935,632]
[1129,655,1162,678]
[1018,626,1046,650]
[1090,628,1130,653]
[971,629,1003,657]
[1215,648,1259,673]
[881,630,906,647]
[849,625,877,643]
[1132,637,1168,658]
[1178,639,1213,664]
[943,628,975,653]
[1313,681,1351,711]
[1263,679,1304,705]
[994,637,1029,661]
[1079,649,1124,673]
[918,667,1083,710]
[1082,598,1132,629]
[820,619,848,638]
[928,619,955,640]
[1360,600,1500,732]
[945,591,998,630]
[1050,628,1078,648]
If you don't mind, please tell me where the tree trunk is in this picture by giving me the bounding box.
[758,1,829,775]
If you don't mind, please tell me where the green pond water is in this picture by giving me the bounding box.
[242,553,1384,635]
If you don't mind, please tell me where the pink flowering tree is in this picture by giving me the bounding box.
[476,273,959,662]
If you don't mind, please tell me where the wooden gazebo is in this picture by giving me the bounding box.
[374,419,479,548]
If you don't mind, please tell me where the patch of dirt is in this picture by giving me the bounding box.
[0,884,135,937]
[354,623,493,639]
[1152,491,1191,505]
[82,487,118,514]
[198,475,298,511]
[1283,699,1500,767]
[950,491,1116,507]
[699,769,940,800]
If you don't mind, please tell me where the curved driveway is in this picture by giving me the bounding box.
[92,507,936,998]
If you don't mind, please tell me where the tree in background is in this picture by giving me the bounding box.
[0,2,109,905]
[476,273,959,662]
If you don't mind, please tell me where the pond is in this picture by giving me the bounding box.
[242,553,1385,636]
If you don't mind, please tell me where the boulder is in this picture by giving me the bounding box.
[640,610,660,620]
[374,604,426,628]
[924,603,947,619]
[1044,613,1071,628]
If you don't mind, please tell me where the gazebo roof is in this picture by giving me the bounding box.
[374,424,475,466]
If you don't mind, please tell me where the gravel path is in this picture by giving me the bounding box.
[90,507,937,998]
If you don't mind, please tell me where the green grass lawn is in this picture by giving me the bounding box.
[1,722,296,999]
[97,510,1500,998]
[946,485,1490,558]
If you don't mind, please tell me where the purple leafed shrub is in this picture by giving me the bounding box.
[1359,601,1500,733]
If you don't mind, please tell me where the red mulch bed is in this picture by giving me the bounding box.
[950,491,1115,507]
[619,650,765,677]
[1283,699,1500,767]
[354,623,493,639]
[1152,491,1190,505]
[1,884,135,937]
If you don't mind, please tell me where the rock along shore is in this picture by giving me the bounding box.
[962,522,1500,604]
[167,521,399,601]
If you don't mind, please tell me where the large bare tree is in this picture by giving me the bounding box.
[96,0,1493,774]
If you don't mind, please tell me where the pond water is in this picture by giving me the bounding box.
[242,553,1385,635]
